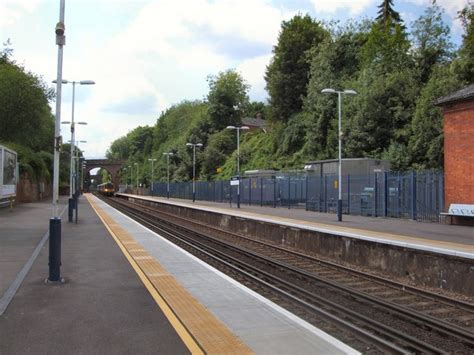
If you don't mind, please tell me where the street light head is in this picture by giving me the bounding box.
[343,89,357,95]
[241,126,250,130]
[226,125,236,130]
[321,88,336,94]
[55,22,65,36]
[196,143,203,147]
[186,143,193,147]
[52,79,68,84]
[128,165,131,168]
[148,158,157,161]
[80,80,95,85]
[61,121,71,124]
[79,140,87,143]
[77,121,88,125]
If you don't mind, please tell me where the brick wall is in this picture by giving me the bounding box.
[443,99,474,208]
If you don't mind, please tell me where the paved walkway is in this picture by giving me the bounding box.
[0,197,187,354]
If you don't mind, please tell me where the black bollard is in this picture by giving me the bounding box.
[48,218,62,282]
[68,198,73,222]
[337,199,342,222]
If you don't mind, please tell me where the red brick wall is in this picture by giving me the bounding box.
[443,99,474,208]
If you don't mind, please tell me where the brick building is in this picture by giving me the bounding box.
[436,83,474,211]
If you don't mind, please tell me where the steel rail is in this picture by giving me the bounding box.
[102,196,454,354]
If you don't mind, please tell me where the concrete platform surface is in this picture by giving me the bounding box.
[0,196,188,355]
[91,194,358,354]
[118,194,474,258]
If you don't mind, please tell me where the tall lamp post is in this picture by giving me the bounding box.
[148,158,157,195]
[163,152,174,199]
[75,140,86,194]
[128,165,132,191]
[321,88,357,222]
[226,125,249,208]
[56,78,94,222]
[48,0,66,283]
[186,143,203,202]
[134,163,139,194]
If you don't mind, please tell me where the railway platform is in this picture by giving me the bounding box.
[0,194,358,354]
[118,193,474,258]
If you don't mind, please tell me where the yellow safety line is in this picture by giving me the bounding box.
[137,195,473,253]
[86,194,204,355]
[87,194,253,354]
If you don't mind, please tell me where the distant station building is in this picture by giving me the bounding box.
[303,158,391,177]
[242,113,268,132]
[436,83,474,210]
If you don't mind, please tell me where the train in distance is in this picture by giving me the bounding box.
[97,182,115,196]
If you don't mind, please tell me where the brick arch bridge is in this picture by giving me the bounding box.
[83,159,124,190]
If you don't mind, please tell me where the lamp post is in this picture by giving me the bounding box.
[56,78,94,222]
[134,163,139,194]
[48,0,65,283]
[148,158,157,195]
[75,140,86,195]
[128,165,132,191]
[321,88,357,222]
[163,152,174,199]
[226,125,249,208]
[186,143,203,202]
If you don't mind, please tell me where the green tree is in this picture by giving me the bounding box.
[376,0,402,25]
[408,66,462,169]
[207,69,249,131]
[411,1,453,83]
[0,56,54,152]
[265,14,328,121]
[304,23,369,159]
[453,5,474,83]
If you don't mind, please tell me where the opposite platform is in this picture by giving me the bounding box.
[117,193,474,259]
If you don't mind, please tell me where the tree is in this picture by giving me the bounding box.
[265,14,328,121]
[454,5,474,83]
[411,1,453,83]
[207,69,249,131]
[408,65,462,169]
[376,0,402,25]
[304,23,369,159]
[0,56,54,152]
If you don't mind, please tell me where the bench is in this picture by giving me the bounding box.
[440,204,474,224]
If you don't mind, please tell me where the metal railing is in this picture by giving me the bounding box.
[148,170,444,222]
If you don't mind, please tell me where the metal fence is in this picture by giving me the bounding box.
[150,171,444,222]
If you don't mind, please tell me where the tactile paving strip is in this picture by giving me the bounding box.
[87,194,253,355]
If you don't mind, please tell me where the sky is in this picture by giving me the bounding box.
[0,0,471,159]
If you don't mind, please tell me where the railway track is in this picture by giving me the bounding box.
[99,195,474,354]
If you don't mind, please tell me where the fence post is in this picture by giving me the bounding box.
[411,171,417,220]
[324,175,328,213]
[374,173,378,217]
[347,174,350,215]
[288,175,291,209]
[384,172,388,217]
[305,175,308,211]
[273,176,276,208]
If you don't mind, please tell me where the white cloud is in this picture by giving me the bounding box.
[0,0,41,27]
[46,0,291,157]
[310,0,375,15]
[403,0,471,34]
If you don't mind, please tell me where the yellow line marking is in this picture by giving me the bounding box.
[86,194,253,355]
[135,195,473,254]
[86,194,204,355]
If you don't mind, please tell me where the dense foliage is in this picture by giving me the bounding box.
[0,43,56,182]
[107,1,473,186]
